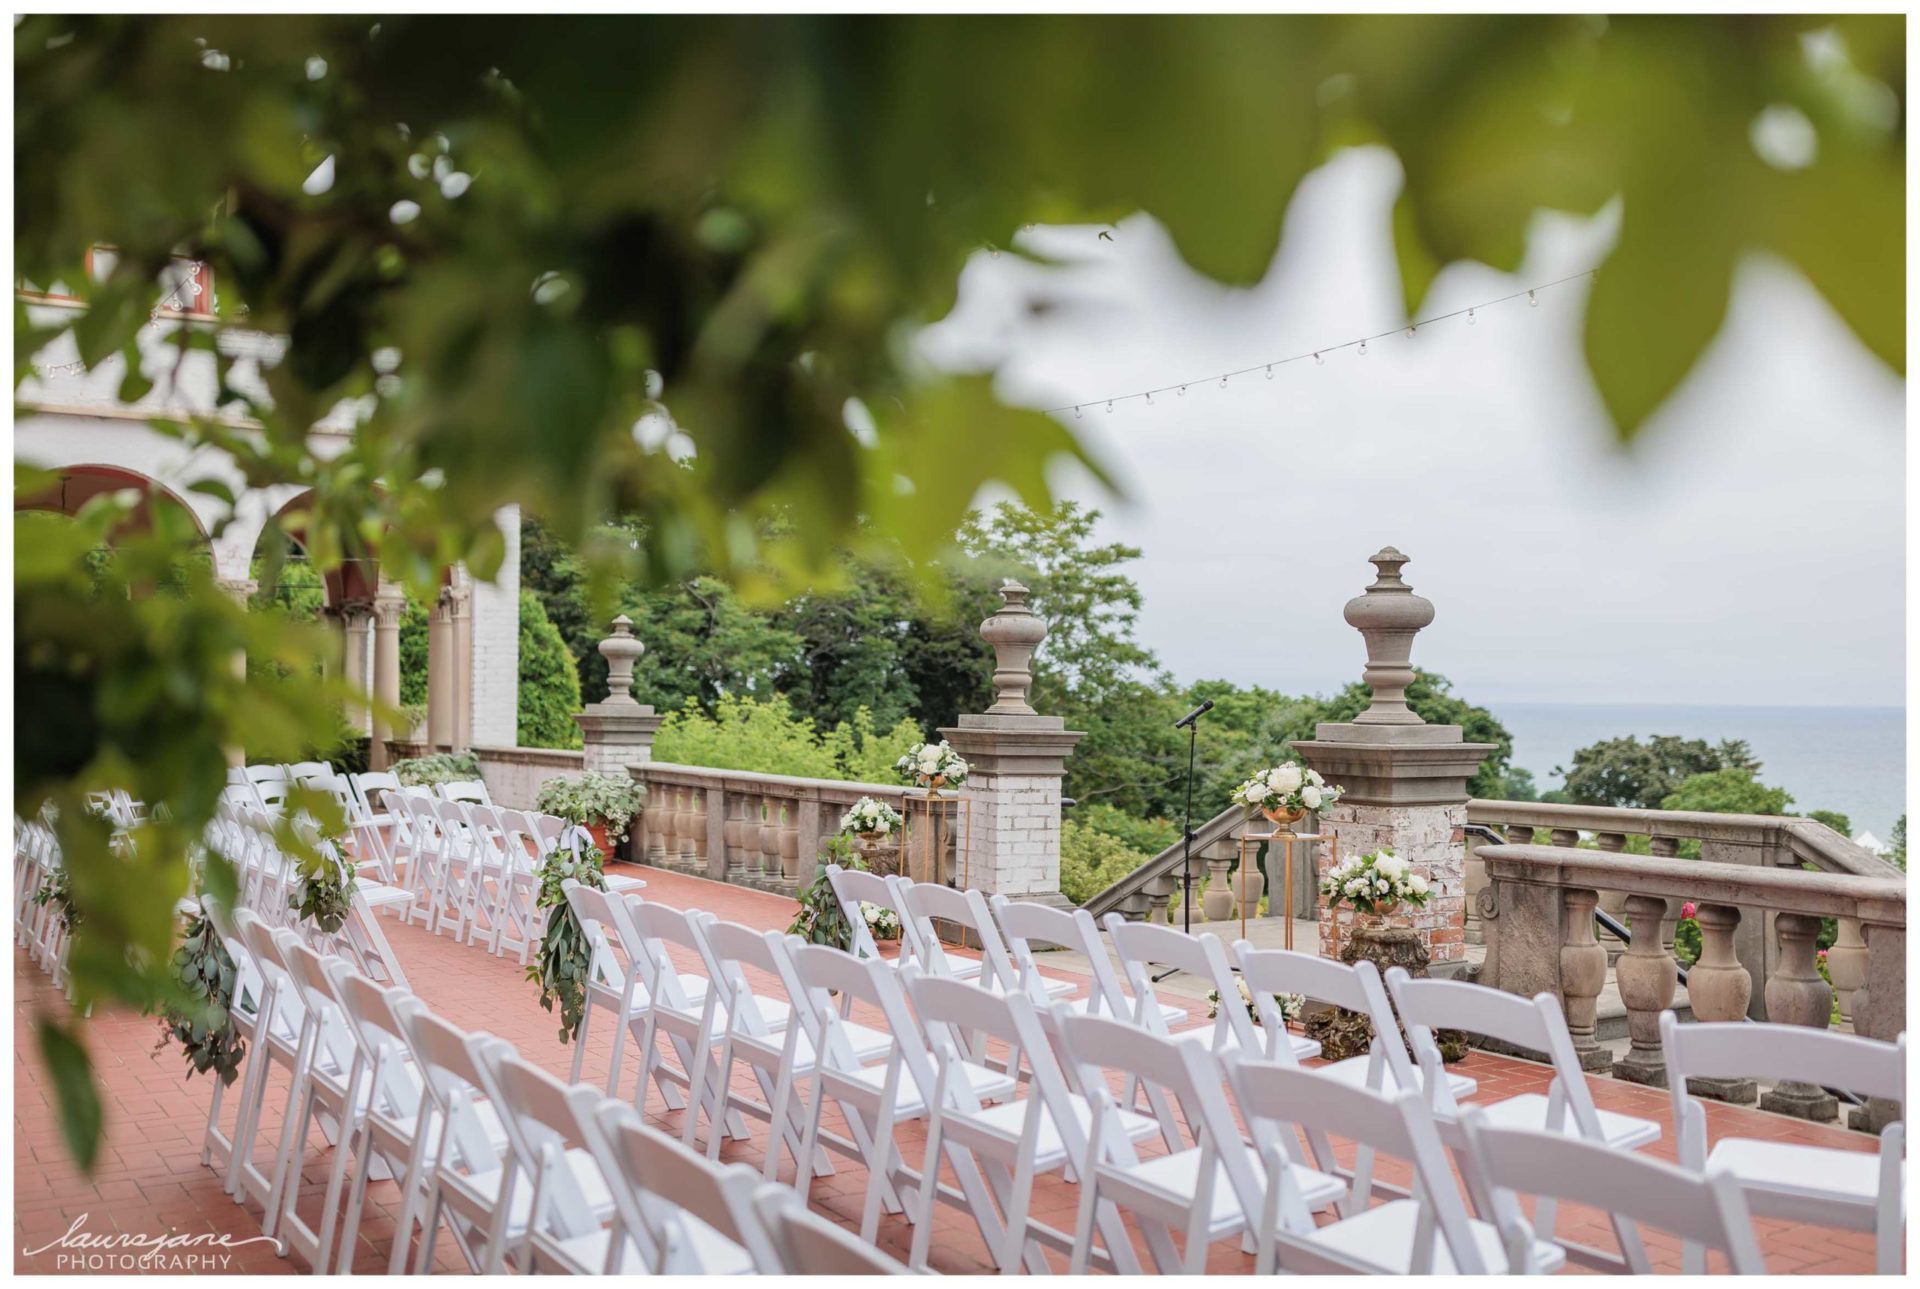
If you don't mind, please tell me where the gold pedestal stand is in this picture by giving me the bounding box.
[1234,827,1335,950]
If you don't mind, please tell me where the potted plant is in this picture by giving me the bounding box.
[1320,847,1431,927]
[534,771,647,857]
[896,739,969,791]
[1230,760,1342,825]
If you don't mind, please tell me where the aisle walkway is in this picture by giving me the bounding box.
[14,867,1883,1274]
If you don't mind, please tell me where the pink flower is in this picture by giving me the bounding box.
[1817,949,1828,960]
[1680,901,1697,920]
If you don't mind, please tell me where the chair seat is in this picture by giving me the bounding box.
[1168,1025,1319,1063]
[553,1214,755,1275]
[359,883,413,910]
[1706,1137,1899,1210]
[466,1146,615,1229]
[1053,996,1190,1029]
[1468,1093,1660,1150]
[966,1095,1159,1171]
[1122,1148,1343,1234]
[838,1057,1017,1115]
[1304,1199,1567,1274]
[1314,1053,1478,1101]
[605,874,646,893]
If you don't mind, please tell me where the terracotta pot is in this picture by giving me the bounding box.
[1262,805,1307,826]
[587,821,614,857]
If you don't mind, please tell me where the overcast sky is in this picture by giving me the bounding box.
[922,147,1906,710]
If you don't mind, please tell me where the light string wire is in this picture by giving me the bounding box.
[1050,268,1598,418]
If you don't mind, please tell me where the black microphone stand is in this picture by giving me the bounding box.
[1176,701,1210,935]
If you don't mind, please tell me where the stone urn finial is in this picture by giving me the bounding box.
[599,614,645,706]
[981,581,1047,716]
[1344,546,1434,726]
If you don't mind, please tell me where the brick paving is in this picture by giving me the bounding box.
[14,865,1887,1274]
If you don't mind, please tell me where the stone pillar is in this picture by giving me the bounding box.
[216,576,257,767]
[576,614,664,774]
[449,580,474,752]
[369,584,406,769]
[1292,549,1495,971]
[427,587,455,751]
[341,599,373,736]
[1850,917,1905,1133]
[1683,903,1757,1103]
[1758,911,1838,1121]
[1614,892,1677,1085]
[939,582,1083,906]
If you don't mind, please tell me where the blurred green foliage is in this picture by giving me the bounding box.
[517,591,583,749]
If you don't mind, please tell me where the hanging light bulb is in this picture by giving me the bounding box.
[1528,289,1538,307]
[1105,400,1113,413]
[1406,325,1417,338]
[1178,386,1186,397]
[1358,339,1368,356]
[1265,365,1274,380]
[1145,391,1154,405]
[1073,406,1083,419]
[1467,308,1476,325]
[1219,375,1228,388]
[1313,352,1324,366]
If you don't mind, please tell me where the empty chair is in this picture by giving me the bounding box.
[1053,1011,1344,1274]
[284,759,335,783]
[754,1183,911,1275]
[479,1051,625,1274]
[1661,1012,1906,1274]
[992,896,1186,1029]
[824,862,906,963]
[1220,1053,1564,1275]
[560,880,653,1093]
[244,763,291,813]
[223,913,313,1229]
[1102,917,1319,1064]
[902,971,1159,1273]
[439,777,493,806]
[895,878,1077,1004]
[593,1101,784,1273]
[1457,1106,1767,1274]
[625,899,750,1144]
[489,808,547,962]
[534,813,645,892]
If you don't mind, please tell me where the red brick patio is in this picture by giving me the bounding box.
[14,867,1886,1274]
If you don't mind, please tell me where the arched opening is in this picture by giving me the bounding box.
[14,464,215,596]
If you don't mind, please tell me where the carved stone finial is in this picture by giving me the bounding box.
[1344,546,1434,726]
[599,614,645,706]
[980,581,1047,716]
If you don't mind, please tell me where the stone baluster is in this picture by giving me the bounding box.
[1647,836,1684,955]
[1118,889,1151,923]
[1507,823,1536,845]
[1759,912,1838,1121]
[645,787,672,865]
[759,795,783,877]
[1683,903,1756,1102]
[1558,887,1611,1073]
[1593,832,1630,962]
[778,801,801,881]
[1613,893,1677,1086]
[1203,853,1236,922]
[724,793,748,876]
[1146,873,1177,925]
[682,787,704,865]
[1826,917,1867,1028]
[743,797,766,876]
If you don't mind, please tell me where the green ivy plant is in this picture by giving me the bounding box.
[525,835,607,1043]
[533,772,647,847]
[392,751,481,787]
[290,855,356,934]
[150,910,247,1086]
[33,868,81,935]
[788,835,865,952]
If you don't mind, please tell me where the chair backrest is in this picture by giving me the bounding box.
[496,808,545,873]
[332,973,430,1127]
[789,942,940,1097]
[593,1101,782,1273]
[279,935,359,1072]
[1385,970,1604,1135]
[400,1008,513,1175]
[892,878,1016,988]
[754,1183,909,1274]
[904,971,1078,1130]
[560,880,632,994]
[1236,946,1416,1080]
[823,863,892,960]
[992,896,1132,1016]
[285,760,334,783]
[485,1051,616,1242]
[1103,915,1252,1049]
[1456,1107,1767,1274]
[697,920,798,1041]
[1220,1052,1485,1274]
[624,898,710,1012]
[439,778,493,806]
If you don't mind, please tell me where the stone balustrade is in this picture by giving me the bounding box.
[626,761,960,894]
[1477,839,1905,1129]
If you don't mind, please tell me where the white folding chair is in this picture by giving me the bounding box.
[592,1100,783,1273]
[890,875,1010,989]
[902,971,1158,1273]
[1221,1053,1563,1274]
[478,1050,623,1274]
[284,759,335,783]
[823,862,902,963]
[559,880,659,1094]
[1457,1106,1768,1274]
[439,777,493,807]
[491,808,546,963]
[754,1183,912,1275]
[196,900,272,1185]
[1103,917,1319,1066]
[786,943,1014,1241]
[992,896,1186,1029]
[1054,1011,1344,1274]
[223,916,312,1237]
[625,899,750,1144]
[1661,1012,1906,1274]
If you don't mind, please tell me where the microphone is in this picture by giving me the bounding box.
[1173,699,1214,730]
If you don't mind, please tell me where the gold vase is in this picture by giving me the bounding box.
[1262,805,1306,826]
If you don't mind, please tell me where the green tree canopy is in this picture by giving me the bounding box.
[1660,767,1794,817]
[1558,734,1764,810]
[517,591,583,749]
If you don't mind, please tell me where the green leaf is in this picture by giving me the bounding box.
[37,1020,103,1173]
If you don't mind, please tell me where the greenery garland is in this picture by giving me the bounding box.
[788,835,864,952]
[33,868,80,934]
[524,833,607,1044]
[290,849,356,934]
[152,909,247,1086]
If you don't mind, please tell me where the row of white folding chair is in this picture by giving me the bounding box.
[200,911,889,1274]
[14,816,72,988]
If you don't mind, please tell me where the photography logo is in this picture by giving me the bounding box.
[23,1214,278,1272]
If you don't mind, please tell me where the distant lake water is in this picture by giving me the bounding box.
[1497,703,1907,844]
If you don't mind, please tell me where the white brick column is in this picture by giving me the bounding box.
[468,505,521,748]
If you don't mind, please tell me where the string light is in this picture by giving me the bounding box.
[1039,269,1594,415]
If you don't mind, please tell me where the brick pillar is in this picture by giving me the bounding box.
[1291,549,1494,971]
[939,582,1083,906]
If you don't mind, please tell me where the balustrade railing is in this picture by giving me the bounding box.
[626,762,960,894]
[1475,837,1905,1130]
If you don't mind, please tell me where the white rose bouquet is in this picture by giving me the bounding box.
[1320,847,1432,917]
[840,796,904,838]
[1230,760,1342,820]
[861,901,903,941]
[896,740,969,789]
[1208,977,1305,1028]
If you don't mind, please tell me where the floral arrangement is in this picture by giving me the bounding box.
[1230,760,1342,818]
[789,835,866,952]
[524,833,607,1044]
[897,739,969,789]
[151,908,247,1086]
[534,771,647,846]
[1208,977,1305,1028]
[291,850,357,934]
[1320,848,1430,917]
[862,901,903,941]
[840,796,904,838]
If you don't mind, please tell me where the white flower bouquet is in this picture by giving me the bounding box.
[1320,848,1431,918]
[1208,977,1305,1027]
[840,796,904,838]
[861,901,902,941]
[1230,760,1342,821]
[897,739,969,789]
